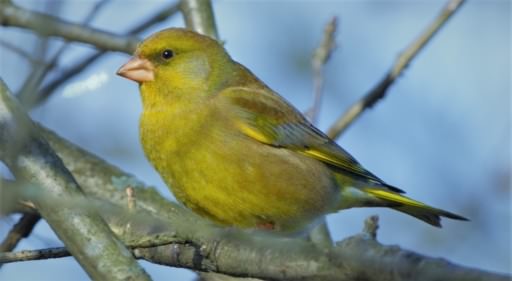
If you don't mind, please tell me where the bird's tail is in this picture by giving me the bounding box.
[363,188,469,227]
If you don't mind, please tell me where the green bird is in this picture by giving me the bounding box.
[117,28,468,234]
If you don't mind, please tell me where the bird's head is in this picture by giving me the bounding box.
[117,28,232,101]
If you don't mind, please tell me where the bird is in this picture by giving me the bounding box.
[117,28,467,234]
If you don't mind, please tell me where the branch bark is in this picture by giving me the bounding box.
[0,80,151,281]
[306,16,338,125]
[0,214,40,253]
[135,220,508,281]
[327,0,466,139]
[0,213,508,281]
[0,1,139,53]
[180,0,219,40]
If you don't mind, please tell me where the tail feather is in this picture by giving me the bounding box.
[364,188,469,227]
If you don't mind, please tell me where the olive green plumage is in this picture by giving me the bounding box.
[118,28,468,234]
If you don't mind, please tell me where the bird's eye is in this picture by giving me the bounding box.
[161,49,174,60]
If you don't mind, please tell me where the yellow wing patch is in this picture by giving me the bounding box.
[364,188,426,208]
[234,120,272,144]
[301,149,339,166]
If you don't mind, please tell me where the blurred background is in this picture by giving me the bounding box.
[0,0,510,280]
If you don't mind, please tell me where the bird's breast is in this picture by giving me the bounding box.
[139,104,340,233]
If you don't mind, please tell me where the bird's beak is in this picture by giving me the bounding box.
[117,57,155,83]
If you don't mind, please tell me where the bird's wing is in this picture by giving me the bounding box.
[216,87,402,191]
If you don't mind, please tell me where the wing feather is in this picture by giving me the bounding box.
[216,87,402,192]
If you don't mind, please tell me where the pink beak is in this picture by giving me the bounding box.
[117,57,155,83]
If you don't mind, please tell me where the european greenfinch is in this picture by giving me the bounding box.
[117,28,467,233]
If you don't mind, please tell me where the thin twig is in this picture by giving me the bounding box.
[126,186,136,210]
[16,31,51,108]
[34,1,181,106]
[180,0,219,40]
[362,215,379,240]
[17,0,111,108]
[0,40,46,65]
[0,246,70,263]
[327,0,466,139]
[82,0,110,24]
[0,229,179,264]
[0,214,40,253]
[304,17,338,251]
[306,16,338,125]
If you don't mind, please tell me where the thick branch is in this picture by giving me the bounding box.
[327,0,466,139]
[0,214,508,281]
[0,80,150,280]
[0,1,139,53]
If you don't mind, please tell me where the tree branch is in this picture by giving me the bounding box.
[0,179,37,215]
[306,16,338,125]
[0,212,40,270]
[16,0,112,108]
[0,79,151,280]
[180,0,219,40]
[0,214,40,252]
[0,39,46,65]
[0,1,139,53]
[1,2,108,251]
[0,247,71,263]
[327,0,466,139]
[0,213,507,281]
[308,218,333,249]
[34,1,181,107]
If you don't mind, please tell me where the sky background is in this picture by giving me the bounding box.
[0,0,510,280]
